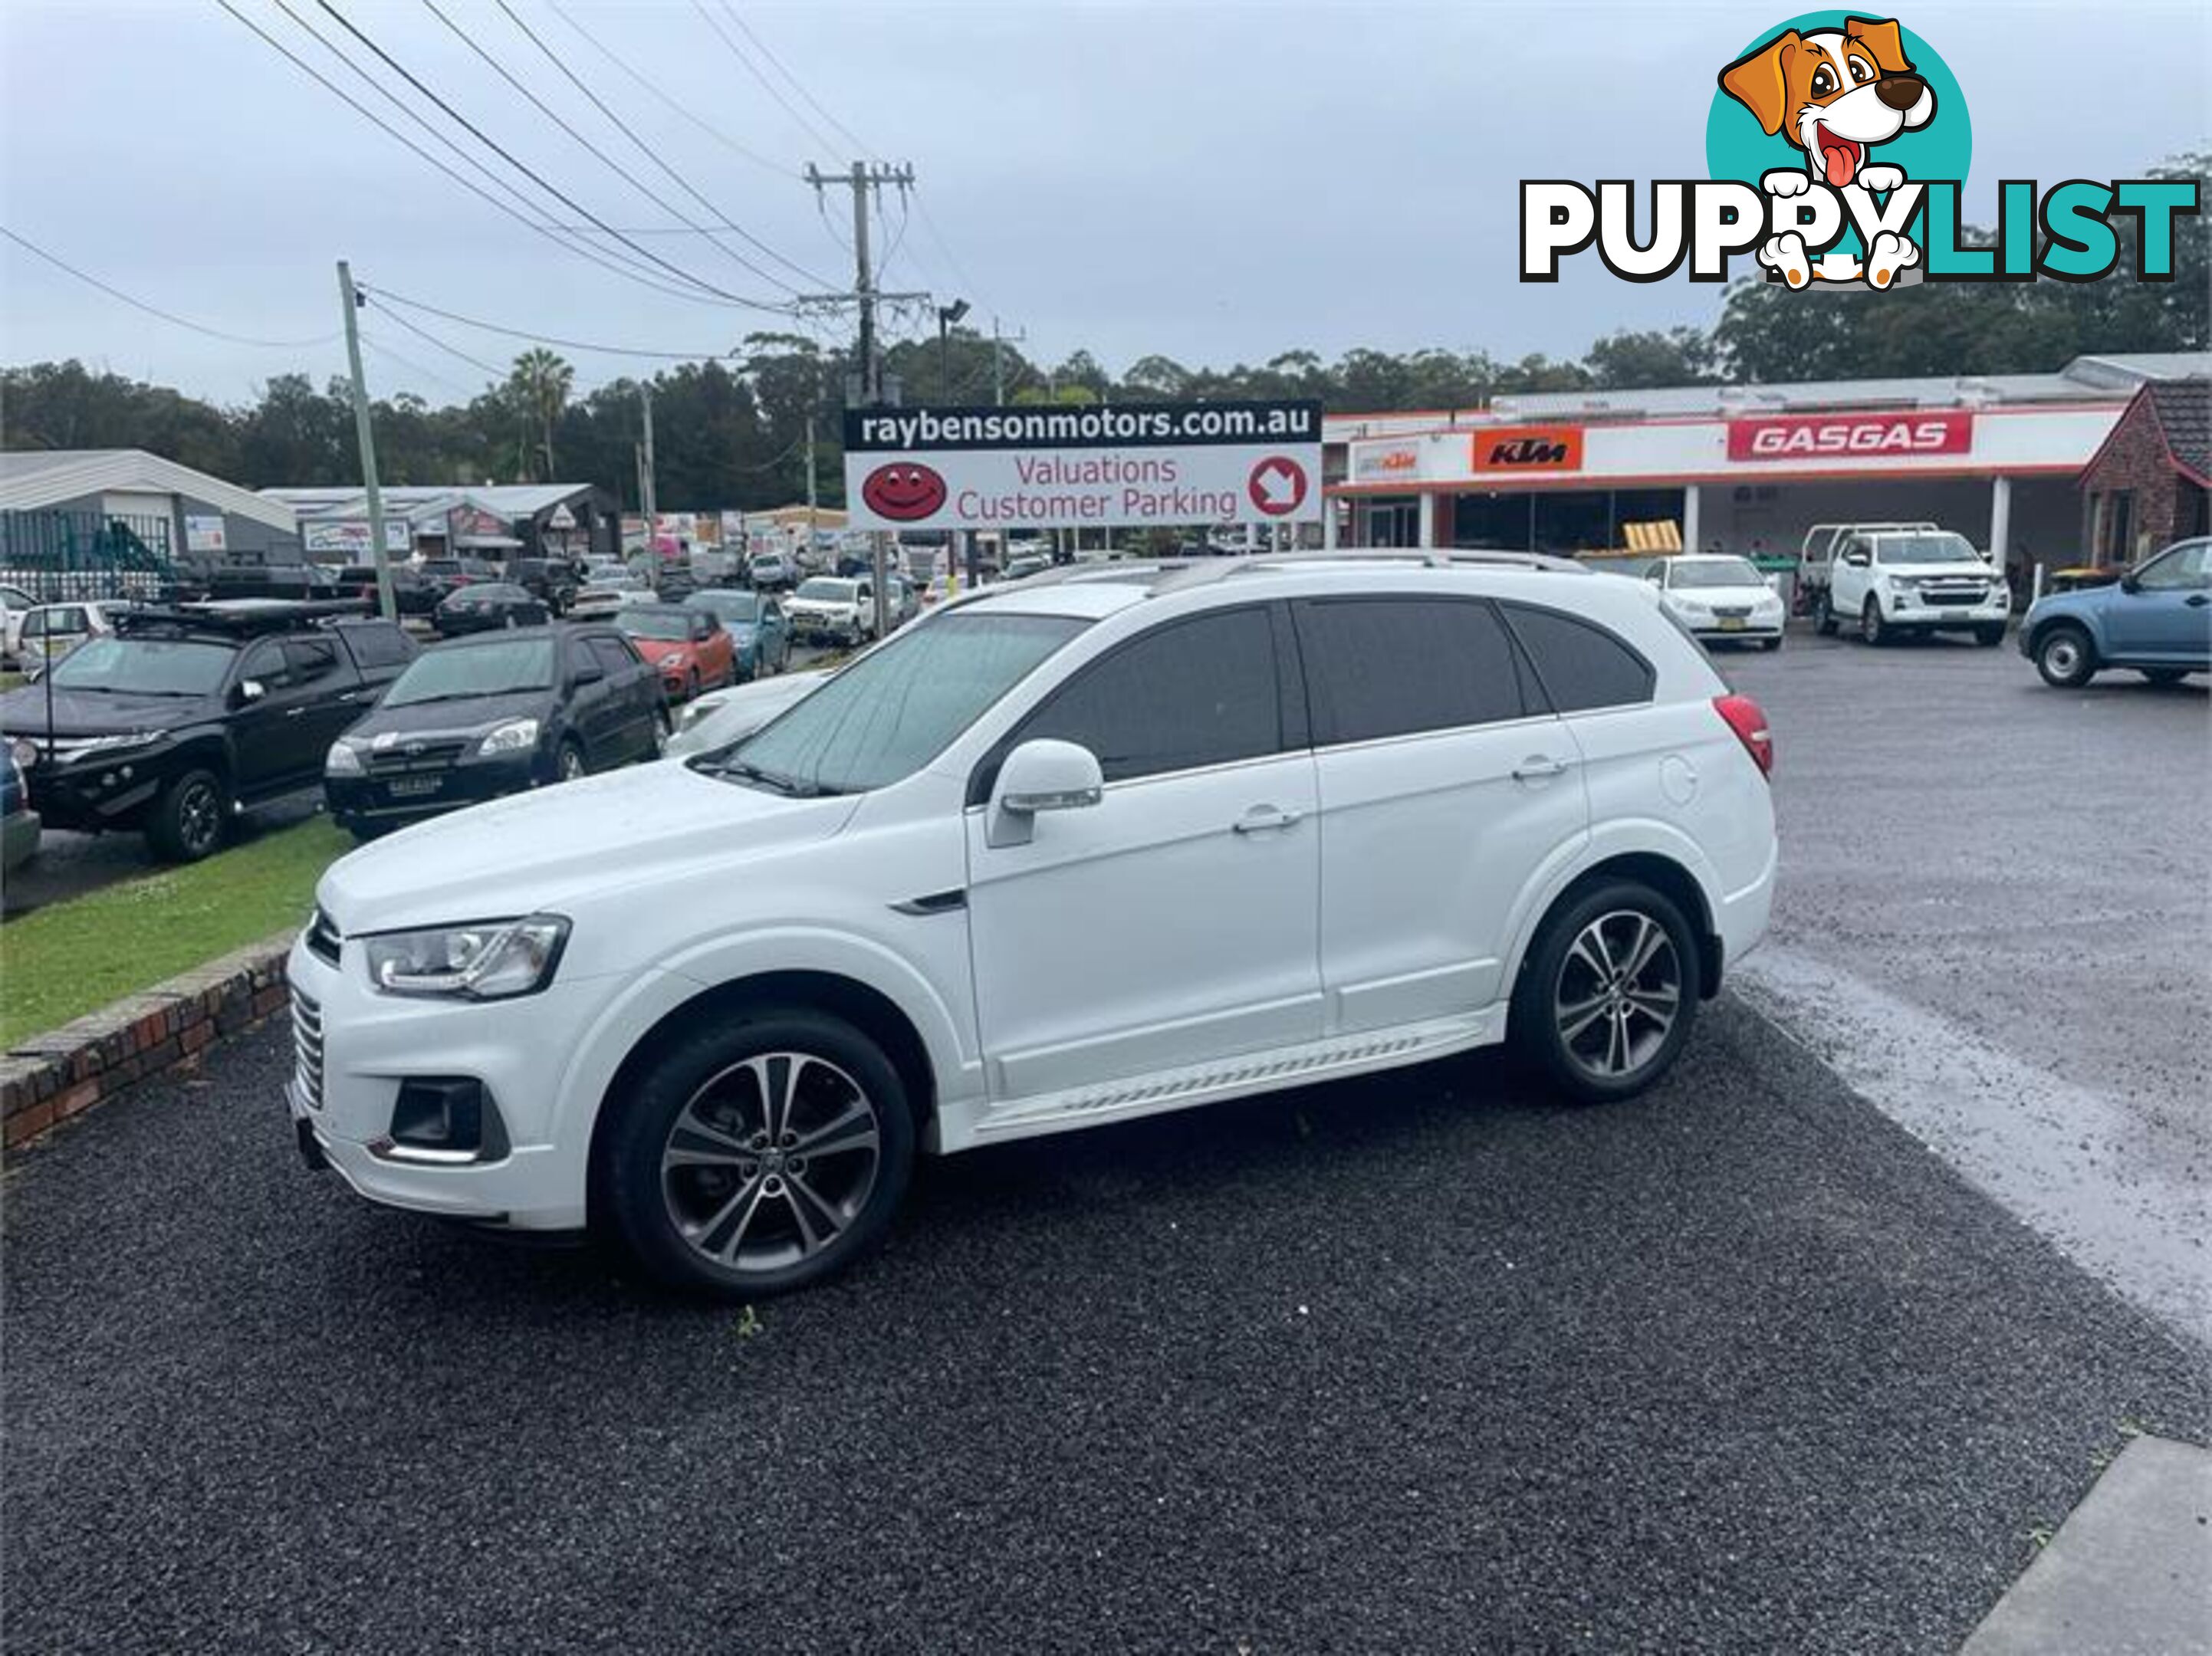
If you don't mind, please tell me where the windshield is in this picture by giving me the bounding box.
[692,592,758,623]
[715,611,1086,795]
[384,637,555,705]
[1671,557,1764,589]
[797,578,856,602]
[620,610,694,642]
[1875,534,1980,565]
[46,636,233,696]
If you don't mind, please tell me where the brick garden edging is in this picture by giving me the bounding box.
[1,928,296,1157]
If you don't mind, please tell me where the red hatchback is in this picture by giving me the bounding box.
[618,605,735,701]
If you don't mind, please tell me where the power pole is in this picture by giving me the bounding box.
[335,261,396,621]
[804,161,922,641]
[639,384,658,569]
[804,416,819,545]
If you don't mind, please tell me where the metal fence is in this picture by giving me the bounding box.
[0,509,176,602]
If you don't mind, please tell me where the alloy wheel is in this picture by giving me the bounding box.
[178,780,222,856]
[659,1052,883,1274]
[1553,910,1681,1081]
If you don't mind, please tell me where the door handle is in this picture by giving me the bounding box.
[1511,754,1573,781]
[1232,805,1303,834]
[2186,593,2209,608]
[284,706,307,718]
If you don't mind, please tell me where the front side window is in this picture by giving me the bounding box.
[587,636,642,677]
[2135,539,2210,590]
[236,637,290,689]
[284,639,340,684]
[724,611,1087,796]
[1294,598,1525,744]
[1006,606,1282,784]
[1500,603,1655,713]
[384,638,555,705]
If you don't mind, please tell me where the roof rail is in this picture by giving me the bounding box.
[1146,547,1588,593]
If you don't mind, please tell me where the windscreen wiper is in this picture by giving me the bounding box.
[711,758,842,798]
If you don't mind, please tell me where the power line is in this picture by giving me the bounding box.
[214,0,734,307]
[359,330,480,400]
[721,5,875,158]
[543,0,793,180]
[312,0,792,311]
[0,223,336,349]
[363,285,747,362]
[691,0,840,156]
[418,0,813,298]
[491,0,832,291]
[366,300,506,377]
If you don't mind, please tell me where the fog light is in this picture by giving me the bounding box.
[380,1077,510,1162]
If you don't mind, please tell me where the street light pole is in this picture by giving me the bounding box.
[936,298,969,590]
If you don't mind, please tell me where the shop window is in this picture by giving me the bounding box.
[2101,490,2134,565]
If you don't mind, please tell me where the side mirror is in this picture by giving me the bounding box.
[2118,570,2141,593]
[1842,550,1870,568]
[573,662,604,685]
[988,738,1103,848]
[234,678,267,705]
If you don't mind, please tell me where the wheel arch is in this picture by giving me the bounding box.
[586,967,944,1224]
[2025,610,2100,662]
[1507,846,1725,1014]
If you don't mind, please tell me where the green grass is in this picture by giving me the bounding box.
[0,818,347,1048]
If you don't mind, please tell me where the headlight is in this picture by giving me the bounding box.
[325,740,364,776]
[363,915,570,999]
[657,651,685,669]
[9,737,36,770]
[62,731,159,761]
[476,718,540,756]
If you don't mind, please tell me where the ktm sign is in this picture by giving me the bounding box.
[1728,411,1974,462]
[1472,426,1584,472]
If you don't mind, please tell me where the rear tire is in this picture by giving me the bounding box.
[1510,879,1701,1105]
[147,767,228,863]
[2141,668,2190,685]
[603,1007,915,1298]
[2035,625,2098,688]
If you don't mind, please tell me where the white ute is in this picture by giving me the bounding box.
[288,553,1779,1297]
[1813,527,2011,646]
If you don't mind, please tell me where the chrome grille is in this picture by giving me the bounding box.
[291,987,324,1111]
[363,738,468,775]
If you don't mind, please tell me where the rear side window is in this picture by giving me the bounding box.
[1293,597,1527,744]
[1500,603,1655,712]
[339,623,412,669]
[1007,606,1283,784]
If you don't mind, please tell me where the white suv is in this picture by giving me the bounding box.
[288,555,1778,1296]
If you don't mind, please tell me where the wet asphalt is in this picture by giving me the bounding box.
[6,999,2207,1652]
[1717,629,2210,1340]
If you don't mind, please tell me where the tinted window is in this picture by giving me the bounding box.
[587,636,640,677]
[340,623,413,669]
[1500,604,1655,712]
[284,638,341,684]
[236,637,290,688]
[1010,606,1282,784]
[1294,598,1525,744]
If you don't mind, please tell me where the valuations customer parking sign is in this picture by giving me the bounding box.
[842,400,1323,531]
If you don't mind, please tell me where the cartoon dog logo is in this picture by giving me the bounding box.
[1718,16,1934,289]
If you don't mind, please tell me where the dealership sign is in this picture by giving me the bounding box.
[842,400,1323,531]
[1350,441,1422,484]
[1471,425,1584,472]
[303,518,409,555]
[1727,410,1973,462]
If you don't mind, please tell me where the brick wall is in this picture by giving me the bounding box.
[1,931,294,1155]
[2079,398,2183,566]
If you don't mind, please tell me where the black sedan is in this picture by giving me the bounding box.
[323,626,667,839]
[431,582,550,637]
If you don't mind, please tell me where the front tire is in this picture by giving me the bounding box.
[1975,625,2007,648]
[1860,599,1890,646]
[147,767,228,863]
[604,1008,916,1298]
[2035,625,2098,688]
[1510,880,1701,1105]
[556,739,588,782]
[1814,590,1838,636]
[1760,635,1783,652]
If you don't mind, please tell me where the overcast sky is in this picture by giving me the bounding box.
[2,0,2205,406]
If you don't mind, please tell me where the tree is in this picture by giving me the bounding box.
[505,348,574,481]
[1586,327,1719,389]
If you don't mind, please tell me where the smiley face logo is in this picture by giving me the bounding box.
[862,462,947,522]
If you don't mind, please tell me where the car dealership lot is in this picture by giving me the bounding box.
[4,625,2207,1653]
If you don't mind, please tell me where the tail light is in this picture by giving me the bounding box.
[1713,693,1773,779]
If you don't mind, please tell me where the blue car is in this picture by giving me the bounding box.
[683,588,790,682]
[2020,537,2210,688]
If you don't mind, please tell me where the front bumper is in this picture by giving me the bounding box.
[284,933,606,1228]
[18,757,165,832]
[1684,617,1785,642]
[1885,593,2010,629]
[325,749,541,825]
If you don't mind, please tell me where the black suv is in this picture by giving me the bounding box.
[508,557,583,615]
[0,603,417,862]
[336,564,443,616]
